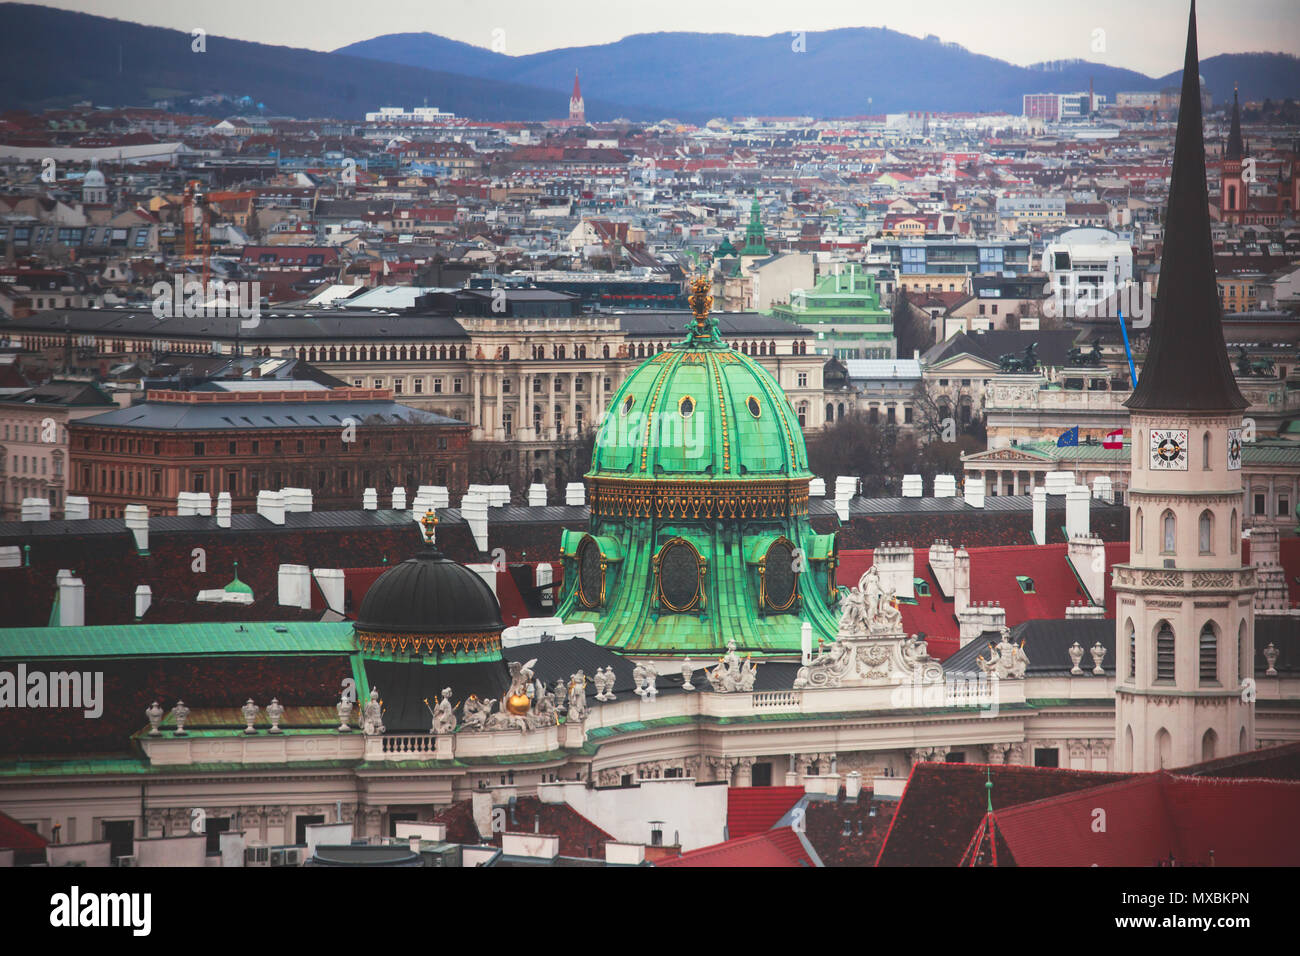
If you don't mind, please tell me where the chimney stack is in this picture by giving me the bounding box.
[56,569,84,627]
[953,547,971,615]
[933,474,956,498]
[124,504,149,553]
[391,486,407,511]
[362,488,379,510]
[134,584,152,620]
[21,498,51,522]
[964,475,985,509]
[901,474,923,498]
[461,491,489,552]
[63,496,90,521]
[216,492,232,529]
[256,490,286,526]
[528,483,548,507]
[565,483,585,506]
[1065,484,1091,539]
[1032,487,1047,545]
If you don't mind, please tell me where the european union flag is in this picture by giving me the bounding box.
[1057,426,1079,447]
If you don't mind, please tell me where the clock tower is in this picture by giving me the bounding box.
[1114,0,1256,772]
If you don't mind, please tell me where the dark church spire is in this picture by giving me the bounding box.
[1126,0,1248,412]
[1226,85,1244,160]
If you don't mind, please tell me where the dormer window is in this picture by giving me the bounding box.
[1016,575,1035,594]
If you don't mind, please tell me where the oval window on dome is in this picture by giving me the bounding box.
[679,395,695,418]
[621,395,635,416]
[763,539,797,612]
[658,539,702,612]
[577,536,604,608]
[746,395,762,418]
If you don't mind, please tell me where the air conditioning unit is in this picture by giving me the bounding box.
[113,856,138,867]
[244,844,270,867]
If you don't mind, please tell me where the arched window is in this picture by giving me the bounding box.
[1202,430,1211,469]
[1161,510,1176,553]
[1199,509,1213,554]
[826,403,834,422]
[308,347,318,362]
[1127,619,1136,679]
[1202,728,1218,762]
[1239,619,1249,684]
[1156,621,1175,682]
[459,346,467,359]
[769,340,777,354]
[419,346,427,360]
[797,402,808,427]
[1155,728,1172,769]
[759,342,767,356]
[1124,725,1134,772]
[602,344,610,359]
[1199,621,1218,683]
[1230,509,1238,553]
[501,346,510,361]
[1135,508,1143,553]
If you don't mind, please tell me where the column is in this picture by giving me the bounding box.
[995,472,1003,496]
[1011,471,1020,496]
[469,372,482,440]
[735,757,756,788]
[568,371,577,440]
[547,373,556,441]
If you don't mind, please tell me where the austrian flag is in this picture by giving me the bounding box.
[1103,429,1124,449]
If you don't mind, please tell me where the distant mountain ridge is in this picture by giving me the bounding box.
[0,4,1294,122]
[338,28,1300,117]
[0,3,654,121]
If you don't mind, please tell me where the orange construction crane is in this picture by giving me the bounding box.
[182,179,211,289]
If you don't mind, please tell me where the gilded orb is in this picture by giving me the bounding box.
[506,693,531,715]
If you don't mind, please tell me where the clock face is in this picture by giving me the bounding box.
[1149,428,1189,470]
[1226,428,1243,470]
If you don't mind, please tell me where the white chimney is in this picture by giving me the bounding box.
[278,564,312,609]
[528,483,547,507]
[845,771,862,801]
[391,486,407,510]
[313,568,345,613]
[901,474,923,498]
[124,504,149,552]
[461,492,489,552]
[1065,601,1106,619]
[801,621,813,665]
[363,488,379,510]
[1032,487,1047,545]
[933,474,956,498]
[873,542,914,597]
[964,476,985,509]
[1065,484,1091,539]
[929,540,955,594]
[487,485,511,507]
[134,584,152,619]
[283,488,312,513]
[216,492,232,529]
[193,492,212,516]
[604,842,646,866]
[834,475,858,500]
[257,490,286,526]
[57,570,84,627]
[1092,475,1114,505]
[176,492,195,516]
[63,496,90,521]
[21,497,51,522]
[958,601,1007,645]
[953,547,971,615]
[808,477,826,497]
[565,483,585,506]
[1044,470,1075,495]
[1067,534,1106,604]
[535,564,554,608]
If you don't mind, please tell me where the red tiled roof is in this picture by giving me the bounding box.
[993,772,1300,866]
[0,809,46,851]
[656,826,814,867]
[876,762,1133,866]
[726,786,803,839]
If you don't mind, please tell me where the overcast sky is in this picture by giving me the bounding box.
[34,0,1300,76]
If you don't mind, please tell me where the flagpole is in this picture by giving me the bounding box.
[1118,305,1138,389]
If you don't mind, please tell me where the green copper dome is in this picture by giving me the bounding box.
[592,339,809,481]
[557,277,841,657]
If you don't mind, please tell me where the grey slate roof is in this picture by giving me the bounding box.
[72,399,464,431]
[4,309,470,341]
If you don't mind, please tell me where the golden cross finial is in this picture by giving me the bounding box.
[421,509,439,545]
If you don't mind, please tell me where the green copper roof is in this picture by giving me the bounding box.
[0,621,357,659]
[740,195,769,256]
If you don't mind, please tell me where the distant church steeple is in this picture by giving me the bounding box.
[1114,0,1256,775]
[569,70,585,124]
[1219,85,1247,223]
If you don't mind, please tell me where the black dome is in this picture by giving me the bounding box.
[355,549,503,636]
